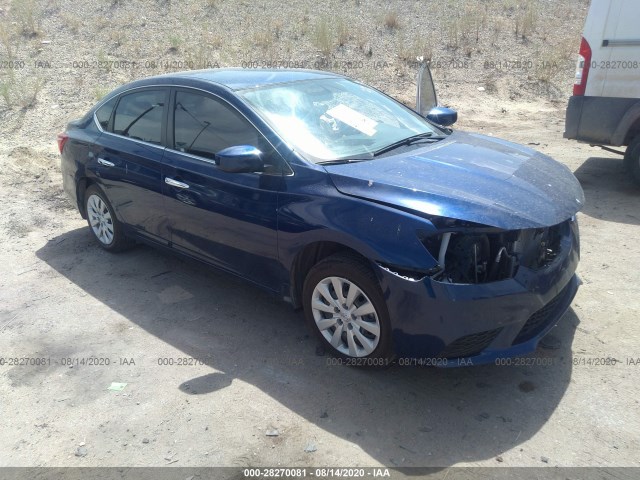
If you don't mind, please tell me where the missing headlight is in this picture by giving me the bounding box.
[439,233,517,283]
[421,219,569,284]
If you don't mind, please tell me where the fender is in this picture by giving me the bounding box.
[611,100,640,146]
[277,164,439,277]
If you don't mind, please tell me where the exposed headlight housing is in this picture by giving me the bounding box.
[419,218,569,284]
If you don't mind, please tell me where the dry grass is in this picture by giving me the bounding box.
[336,18,349,47]
[0,0,588,125]
[204,32,223,50]
[273,19,284,40]
[253,20,277,50]
[185,45,219,69]
[445,17,460,49]
[355,30,372,57]
[557,33,579,62]
[168,34,183,52]
[534,50,563,84]
[515,0,538,40]
[492,18,506,46]
[0,72,43,109]
[444,2,487,52]
[11,0,41,37]
[94,16,110,32]
[484,72,499,94]
[60,13,82,34]
[396,38,411,63]
[93,86,111,101]
[460,4,487,43]
[108,30,126,48]
[313,17,334,57]
[398,37,434,64]
[0,81,11,107]
[383,11,400,30]
[96,50,113,73]
[0,22,15,59]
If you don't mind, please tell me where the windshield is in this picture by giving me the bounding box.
[238,78,441,162]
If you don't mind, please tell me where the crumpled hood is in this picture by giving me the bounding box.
[324,131,585,229]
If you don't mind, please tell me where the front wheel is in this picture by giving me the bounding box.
[624,136,640,188]
[302,253,393,363]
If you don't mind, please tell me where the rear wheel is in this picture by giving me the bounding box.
[624,136,640,187]
[84,185,132,252]
[302,253,393,365]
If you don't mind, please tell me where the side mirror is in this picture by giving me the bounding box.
[216,145,264,173]
[426,106,458,127]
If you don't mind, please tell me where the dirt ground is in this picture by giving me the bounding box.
[1,94,639,475]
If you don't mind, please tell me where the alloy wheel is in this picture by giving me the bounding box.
[310,276,381,357]
[87,194,114,245]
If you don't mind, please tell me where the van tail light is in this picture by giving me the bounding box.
[573,36,592,96]
[57,132,69,154]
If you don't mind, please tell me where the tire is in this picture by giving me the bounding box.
[84,185,132,252]
[302,253,393,364]
[624,136,640,188]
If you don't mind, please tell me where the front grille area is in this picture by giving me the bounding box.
[438,327,503,359]
[512,284,569,345]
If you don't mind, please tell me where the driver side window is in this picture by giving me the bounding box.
[173,90,285,173]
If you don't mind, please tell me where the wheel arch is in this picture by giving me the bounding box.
[76,177,95,219]
[76,178,124,223]
[612,100,640,146]
[622,117,640,146]
[289,241,371,309]
[281,197,440,309]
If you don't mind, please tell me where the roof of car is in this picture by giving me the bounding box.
[167,68,343,90]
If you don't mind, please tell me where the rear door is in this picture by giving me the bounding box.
[162,88,285,289]
[93,88,170,244]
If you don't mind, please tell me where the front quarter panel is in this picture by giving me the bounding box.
[278,163,439,278]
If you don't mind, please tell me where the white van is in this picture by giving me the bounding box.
[564,0,640,186]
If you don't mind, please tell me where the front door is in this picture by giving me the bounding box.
[162,88,285,289]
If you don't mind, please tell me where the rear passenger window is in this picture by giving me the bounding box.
[95,96,117,130]
[113,90,166,145]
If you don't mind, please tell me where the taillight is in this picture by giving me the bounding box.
[573,36,592,96]
[57,132,69,154]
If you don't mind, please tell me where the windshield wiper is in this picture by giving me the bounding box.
[316,133,445,165]
[317,153,374,165]
[373,132,444,157]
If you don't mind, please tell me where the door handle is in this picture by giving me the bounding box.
[165,177,190,189]
[97,158,115,167]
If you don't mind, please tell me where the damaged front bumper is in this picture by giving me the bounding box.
[377,218,581,366]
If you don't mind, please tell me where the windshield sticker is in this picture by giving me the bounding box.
[326,104,378,136]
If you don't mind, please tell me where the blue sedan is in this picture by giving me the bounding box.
[58,67,583,366]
